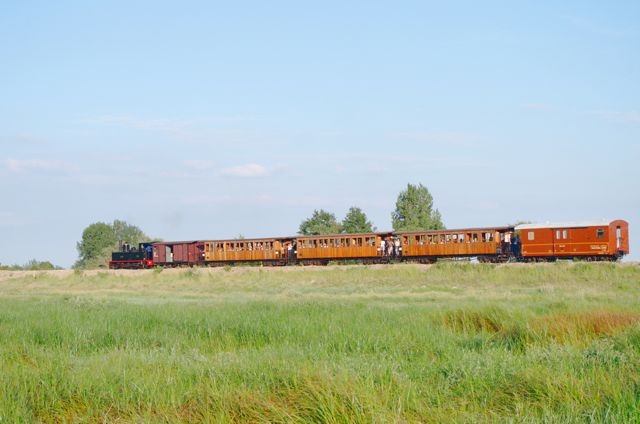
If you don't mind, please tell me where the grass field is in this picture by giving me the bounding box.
[1,263,639,422]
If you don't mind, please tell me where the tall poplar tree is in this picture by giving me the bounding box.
[391,183,445,231]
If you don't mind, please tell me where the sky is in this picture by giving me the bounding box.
[1,1,638,268]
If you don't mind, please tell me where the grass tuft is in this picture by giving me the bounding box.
[531,311,640,344]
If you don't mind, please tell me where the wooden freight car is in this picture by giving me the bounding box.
[515,219,629,261]
[397,226,514,263]
[153,241,205,266]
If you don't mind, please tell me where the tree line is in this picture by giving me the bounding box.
[74,183,443,269]
[0,259,61,271]
[298,183,443,235]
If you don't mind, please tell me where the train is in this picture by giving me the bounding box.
[109,219,629,269]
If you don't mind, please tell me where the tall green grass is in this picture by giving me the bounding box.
[0,263,638,422]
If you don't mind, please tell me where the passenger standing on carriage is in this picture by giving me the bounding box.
[510,236,521,257]
[380,239,386,256]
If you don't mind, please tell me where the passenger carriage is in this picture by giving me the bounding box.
[397,226,514,263]
[295,232,389,265]
[203,237,295,266]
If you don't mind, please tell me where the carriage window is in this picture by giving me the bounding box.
[528,231,535,241]
[562,230,567,239]
[556,230,561,239]
[596,229,604,238]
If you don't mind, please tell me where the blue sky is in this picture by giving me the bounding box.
[1,1,638,267]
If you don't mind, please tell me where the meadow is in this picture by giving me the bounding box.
[0,262,639,423]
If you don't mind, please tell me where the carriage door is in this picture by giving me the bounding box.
[616,226,622,249]
[554,228,568,255]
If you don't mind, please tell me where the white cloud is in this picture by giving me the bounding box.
[83,114,262,147]
[398,131,483,147]
[562,14,629,38]
[219,163,271,178]
[86,115,194,132]
[183,160,215,171]
[3,159,77,174]
[0,211,38,227]
[180,193,275,206]
[591,110,640,124]
[522,103,560,112]
[521,104,640,125]
[0,134,47,146]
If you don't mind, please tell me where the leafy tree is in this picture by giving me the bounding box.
[75,220,150,269]
[23,259,58,270]
[112,219,149,246]
[341,206,375,233]
[298,209,342,235]
[75,222,115,268]
[391,183,445,231]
